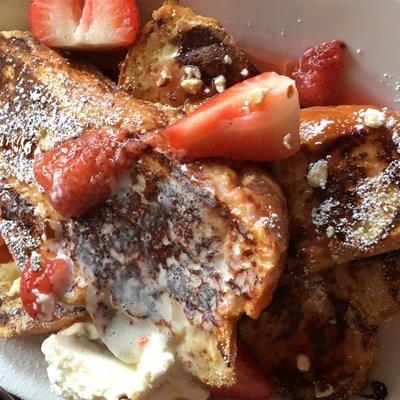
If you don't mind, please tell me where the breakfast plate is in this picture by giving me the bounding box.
[0,0,400,399]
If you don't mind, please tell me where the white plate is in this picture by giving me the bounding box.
[0,1,400,399]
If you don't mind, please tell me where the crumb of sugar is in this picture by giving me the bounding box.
[326,226,335,238]
[295,354,310,372]
[248,88,268,105]
[182,65,201,80]
[307,160,328,189]
[213,75,226,93]
[223,55,232,65]
[283,133,293,150]
[362,108,386,129]
[180,78,203,94]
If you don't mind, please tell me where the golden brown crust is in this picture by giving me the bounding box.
[0,298,87,338]
[119,1,258,108]
[275,105,400,275]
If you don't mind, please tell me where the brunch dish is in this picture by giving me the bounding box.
[0,0,399,400]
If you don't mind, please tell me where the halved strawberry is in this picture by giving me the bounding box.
[292,39,345,107]
[211,342,273,400]
[29,0,140,49]
[21,257,71,321]
[165,72,300,162]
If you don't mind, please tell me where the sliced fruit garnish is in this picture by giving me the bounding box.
[211,342,273,400]
[34,129,137,218]
[21,257,70,321]
[292,39,345,108]
[165,72,300,162]
[29,0,140,49]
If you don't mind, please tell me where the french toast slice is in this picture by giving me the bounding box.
[0,31,288,387]
[62,154,287,385]
[240,249,400,400]
[119,0,258,109]
[274,105,400,275]
[0,30,171,333]
[0,30,169,269]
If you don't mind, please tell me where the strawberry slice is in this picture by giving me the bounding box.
[292,39,345,107]
[211,342,273,400]
[20,257,71,321]
[165,72,300,162]
[34,129,136,218]
[29,0,140,49]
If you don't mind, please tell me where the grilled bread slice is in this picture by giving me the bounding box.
[274,105,400,275]
[119,0,258,109]
[240,249,400,400]
[0,31,288,387]
[0,30,171,317]
[63,154,287,386]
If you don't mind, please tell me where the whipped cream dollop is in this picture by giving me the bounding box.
[41,322,209,400]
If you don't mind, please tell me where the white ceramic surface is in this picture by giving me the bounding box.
[0,1,400,399]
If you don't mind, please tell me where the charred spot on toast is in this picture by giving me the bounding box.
[360,381,388,400]
[119,1,258,108]
[175,25,258,87]
[0,186,36,228]
[8,35,34,54]
[0,185,41,267]
[0,309,9,325]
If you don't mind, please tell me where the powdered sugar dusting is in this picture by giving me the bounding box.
[301,119,334,140]
[0,62,85,155]
[0,31,165,184]
[312,198,340,227]
[392,131,400,153]
[0,219,40,267]
[0,150,35,184]
[312,161,400,249]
